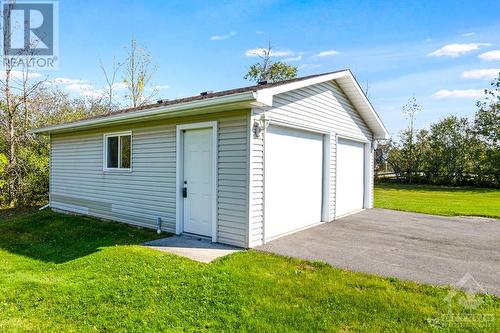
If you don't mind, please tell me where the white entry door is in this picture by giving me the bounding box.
[336,138,365,217]
[265,125,324,240]
[183,128,213,236]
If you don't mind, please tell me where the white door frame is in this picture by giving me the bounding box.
[175,121,218,242]
[263,122,331,243]
[334,134,371,219]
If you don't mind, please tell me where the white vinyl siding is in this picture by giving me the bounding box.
[368,147,374,208]
[259,81,372,139]
[50,112,249,247]
[247,114,265,247]
[217,116,250,246]
[249,80,374,246]
[329,134,337,218]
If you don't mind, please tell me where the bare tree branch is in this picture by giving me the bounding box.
[100,57,122,111]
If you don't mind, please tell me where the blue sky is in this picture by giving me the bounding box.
[47,0,500,135]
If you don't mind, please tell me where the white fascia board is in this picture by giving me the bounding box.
[255,70,349,106]
[31,91,257,134]
[343,71,389,140]
[255,70,389,140]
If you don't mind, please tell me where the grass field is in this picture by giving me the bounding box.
[0,206,40,221]
[0,210,498,331]
[375,183,500,219]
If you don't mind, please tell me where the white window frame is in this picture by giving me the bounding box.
[103,131,133,172]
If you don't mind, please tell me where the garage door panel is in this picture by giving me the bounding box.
[265,126,323,240]
[336,138,365,217]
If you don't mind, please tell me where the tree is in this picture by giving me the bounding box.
[427,116,472,184]
[362,81,371,100]
[0,6,47,206]
[474,72,499,146]
[244,43,297,83]
[400,97,421,183]
[100,56,122,111]
[473,73,500,185]
[374,139,395,178]
[122,39,158,107]
[371,75,499,188]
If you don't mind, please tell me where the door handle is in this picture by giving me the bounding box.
[183,187,187,198]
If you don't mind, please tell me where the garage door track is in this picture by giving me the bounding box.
[258,209,500,296]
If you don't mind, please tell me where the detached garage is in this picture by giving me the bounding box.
[32,70,388,248]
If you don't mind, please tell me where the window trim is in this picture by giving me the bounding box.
[103,131,133,172]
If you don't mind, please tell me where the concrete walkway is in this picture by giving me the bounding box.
[144,235,240,263]
[258,209,500,296]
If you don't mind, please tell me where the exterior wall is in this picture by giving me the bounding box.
[329,134,337,218]
[250,80,374,246]
[50,110,249,247]
[369,147,374,208]
[247,119,265,247]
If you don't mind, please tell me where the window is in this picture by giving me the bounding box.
[104,132,132,170]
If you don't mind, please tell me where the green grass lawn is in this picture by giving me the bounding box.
[0,210,498,332]
[375,183,500,219]
[0,206,41,221]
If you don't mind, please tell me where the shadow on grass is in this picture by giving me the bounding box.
[0,210,162,263]
[0,206,41,222]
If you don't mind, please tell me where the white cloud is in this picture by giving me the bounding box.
[461,32,475,37]
[50,77,86,85]
[478,50,500,61]
[66,83,94,91]
[316,49,339,57]
[244,48,292,57]
[428,43,490,57]
[111,82,128,91]
[210,31,236,41]
[462,68,500,80]
[48,78,124,97]
[0,70,42,80]
[65,83,104,98]
[19,71,42,79]
[45,77,165,98]
[283,55,302,62]
[431,89,484,99]
[298,64,321,70]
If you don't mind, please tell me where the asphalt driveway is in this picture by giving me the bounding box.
[258,209,500,295]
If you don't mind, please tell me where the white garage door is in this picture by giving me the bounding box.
[336,138,365,217]
[265,126,324,240]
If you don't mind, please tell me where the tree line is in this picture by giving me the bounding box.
[375,74,499,188]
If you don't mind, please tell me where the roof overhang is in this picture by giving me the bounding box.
[255,70,389,140]
[31,91,260,134]
[32,70,389,139]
